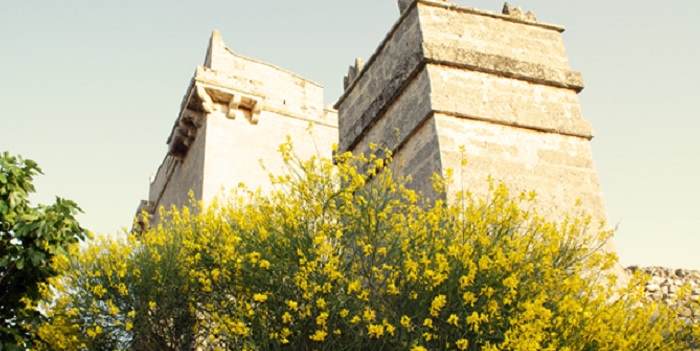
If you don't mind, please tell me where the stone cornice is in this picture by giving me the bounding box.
[167,66,337,158]
[340,59,591,153]
[423,43,585,93]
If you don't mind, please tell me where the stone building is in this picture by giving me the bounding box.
[137,0,608,238]
[132,0,697,323]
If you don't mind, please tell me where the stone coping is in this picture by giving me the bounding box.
[222,46,324,89]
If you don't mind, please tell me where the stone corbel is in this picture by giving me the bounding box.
[168,85,209,158]
[227,95,243,119]
[225,93,262,125]
[195,85,215,113]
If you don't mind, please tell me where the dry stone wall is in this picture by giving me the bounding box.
[627,266,700,322]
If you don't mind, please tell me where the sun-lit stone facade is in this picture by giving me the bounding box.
[138,1,609,253]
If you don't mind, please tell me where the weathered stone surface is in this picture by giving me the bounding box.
[333,0,622,273]
[336,1,604,221]
[336,6,424,152]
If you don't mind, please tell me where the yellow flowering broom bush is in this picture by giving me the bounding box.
[31,144,699,350]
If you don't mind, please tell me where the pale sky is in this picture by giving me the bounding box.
[1,1,698,269]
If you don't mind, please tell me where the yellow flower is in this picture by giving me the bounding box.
[384,321,396,336]
[348,280,361,294]
[92,285,106,298]
[367,324,384,338]
[447,313,459,327]
[309,329,327,342]
[253,293,268,303]
[387,282,399,295]
[411,346,427,351]
[363,307,376,322]
[423,318,433,328]
[282,312,293,324]
[400,315,412,328]
[430,294,447,317]
[286,300,298,311]
[456,338,469,350]
[148,301,157,311]
[117,283,128,296]
[316,312,329,327]
[108,301,119,316]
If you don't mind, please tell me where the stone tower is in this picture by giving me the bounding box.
[336,0,606,222]
[136,31,338,225]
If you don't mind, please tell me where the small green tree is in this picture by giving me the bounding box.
[0,152,86,349]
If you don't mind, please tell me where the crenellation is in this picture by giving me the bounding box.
[336,7,424,152]
[502,2,537,22]
[343,57,366,91]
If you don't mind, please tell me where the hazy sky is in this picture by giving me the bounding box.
[1,1,698,269]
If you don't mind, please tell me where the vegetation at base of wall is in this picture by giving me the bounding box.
[29,143,699,350]
[0,152,87,350]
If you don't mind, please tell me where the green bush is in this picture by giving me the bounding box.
[31,147,698,350]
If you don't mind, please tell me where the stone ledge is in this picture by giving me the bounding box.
[340,56,590,153]
[432,109,592,140]
[424,43,585,93]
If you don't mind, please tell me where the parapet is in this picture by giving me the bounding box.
[167,30,334,159]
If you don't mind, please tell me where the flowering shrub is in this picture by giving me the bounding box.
[31,145,698,350]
